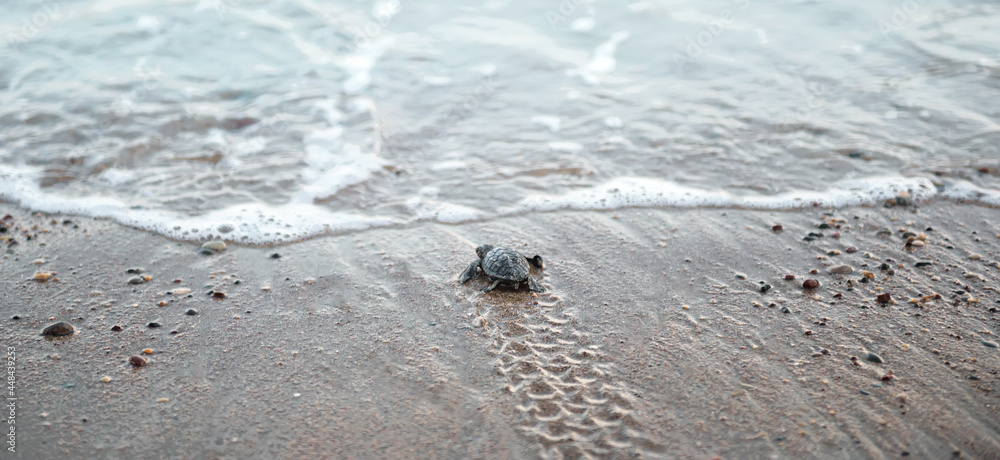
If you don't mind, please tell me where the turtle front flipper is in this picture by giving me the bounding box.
[460,260,481,284]
[527,277,546,293]
[526,254,544,270]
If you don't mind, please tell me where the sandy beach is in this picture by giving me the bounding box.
[2,201,998,458]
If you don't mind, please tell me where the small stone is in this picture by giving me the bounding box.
[861,271,875,280]
[213,291,226,299]
[33,272,52,282]
[201,240,227,252]
[157,398,169,403]
[759,284,771,293]
[185,308,198,316]
[126,268,144,274]
[982,340,999,348]
[147,321,162,328]
[877,293,892,304]
[129,355,148,367]
[781,306,791,314]
[866,352,884,364]
[784,274,795,280]
[802,279,820,289]
[915,261,932,268]
[99,376,112,383]
[11,315,20,320]
[845,247,858,253]
[879,263,890,271]
[143,349,154,354]
[735,273,747,280]
[969,253,982,260]
[111,325,122,332]
[41,321,74,337]
[128,277,145,285]
[270,253,281,259]
[33,258,45,265]
[172,288,191,295]
[829,265,853,274]
[772,224,783,232]
[911,240,925,247]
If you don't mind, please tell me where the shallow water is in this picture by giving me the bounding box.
[1,0,999,243]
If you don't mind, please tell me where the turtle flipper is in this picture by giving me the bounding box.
[527,277,546,293]
[482,279,501,292]
[460,260,480,284]
[526,254,544,270]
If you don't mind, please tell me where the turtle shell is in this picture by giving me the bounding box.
[481,247,529,282]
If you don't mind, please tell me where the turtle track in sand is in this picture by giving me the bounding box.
[473,294,665,459]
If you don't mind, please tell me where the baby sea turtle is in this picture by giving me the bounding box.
[460,244,546,292]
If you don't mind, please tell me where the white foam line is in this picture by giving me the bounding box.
[0,166,397,244]
[505,176,938,213]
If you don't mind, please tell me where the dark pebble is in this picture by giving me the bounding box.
[817,223,832,229]
[129,356,148,367]
[11,315,20,320]
[213,292,226,299]
[759,284,771,293]
[233,280,241,285]
[859,389,870,395]
[877,293,892,304]
[845,247,857,253]
[270,253,281,259]
[128,277,145,285]
[803,279,820,289]
[126,268,144,274]
[147,321,162,328]
[781,306,791,314]
[784,274,795,280]
[111,325,122,332]
[41,321,75,336]
[915,261,932,268]
[866,352,884,363]
[185,309,198,316]
[198,248,216,255]
[803,236,817,242]
[772,224,783,232]
[879,263,890,270]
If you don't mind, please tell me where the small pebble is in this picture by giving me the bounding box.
[772,224,783,232]
[982,340,999,348]
[829,265,853,274]
[866,352,884,364]
[781,306,791,314]
[759,284,771,293]
[185,308,198,316]
[213,292,226,299]
[143,349,154,355]
[126,268,144,274]
[99,376,112,383]
[877,293,892,304]
[128,277,145,285]
[201,240,227,252]
[915,261,932,268]
[845,247,858,253]
[147,321,162,328]
[802,279,820,289]
[157,398,169,403]
[270,253,281,259]
[129,356,148,367]
[172,288,191,295]
[111,325,122,332]
[784,274,795,280]
[33,272,52,282]
[911,240,925,247]
[41,321,74,337]
[969,253,982,260]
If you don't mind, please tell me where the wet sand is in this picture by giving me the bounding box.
[2,202,999,459]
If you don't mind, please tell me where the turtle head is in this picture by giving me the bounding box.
[475,244,494,259]
[529,255,545,270]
